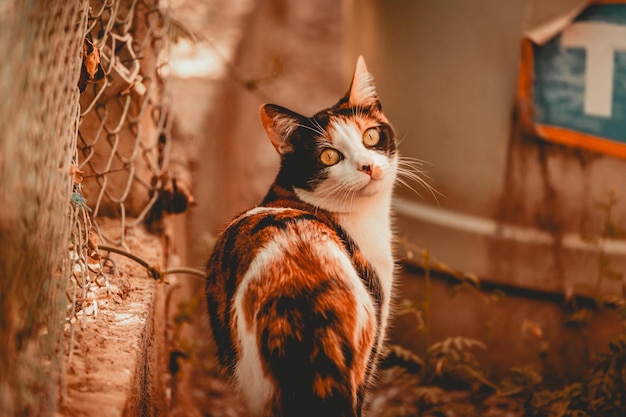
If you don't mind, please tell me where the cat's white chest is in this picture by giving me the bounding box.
[338,202,395,356]
[338,206,394,296]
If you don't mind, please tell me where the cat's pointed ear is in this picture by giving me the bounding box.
[260,104,302,155]
[346,55,379,107]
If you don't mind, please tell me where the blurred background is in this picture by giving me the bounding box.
[1,0,625,415]
[171,0,625,387]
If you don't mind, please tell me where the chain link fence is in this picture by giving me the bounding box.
[67,0,177,408]
[0,0,175,415]
[69,0,171,315]
[77,0,171,235]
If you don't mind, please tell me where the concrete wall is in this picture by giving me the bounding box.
[347,0,626,298]
[192,0,347,242]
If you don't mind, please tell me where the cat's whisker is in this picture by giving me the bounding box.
[312,117,326,133]
[396,165,436,188]
[397,158,436,180]
[395,159,443,204]
[352,105,364,122]
[398,155,433,168]
[398,165,435,184]
[399,174,441,203]
[313,180,363,211]
[396,133,409,146]
[395,177,425,198]
[296,122,326,137]
[330,185,356,203]
[307,118,327,137]
[312,182,346,200]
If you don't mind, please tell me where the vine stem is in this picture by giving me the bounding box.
[99,245,205,281]
[165,267,206,278]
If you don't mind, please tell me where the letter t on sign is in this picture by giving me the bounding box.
[562,22,626,118]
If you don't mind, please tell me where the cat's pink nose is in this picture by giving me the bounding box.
[360,164,382,180]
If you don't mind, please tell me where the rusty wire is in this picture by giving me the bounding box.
[65,0,171,351]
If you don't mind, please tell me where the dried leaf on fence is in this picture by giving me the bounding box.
[69,164,84,184]
[78,38,105,93]
[87,231,100,262]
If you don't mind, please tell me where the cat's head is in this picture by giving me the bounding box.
[260,56,397,213]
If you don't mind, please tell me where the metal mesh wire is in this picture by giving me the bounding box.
[65,0,171,379]
[77,0,171,237]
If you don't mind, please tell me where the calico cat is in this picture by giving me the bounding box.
[206,56,399,417]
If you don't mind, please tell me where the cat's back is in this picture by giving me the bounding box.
[207,204,345,292]
[206,204,378,417]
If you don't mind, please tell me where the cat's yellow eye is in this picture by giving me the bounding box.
[320,148,341,166]
[363,127,380,147]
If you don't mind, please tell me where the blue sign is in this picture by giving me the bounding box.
[528,4,626,156]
